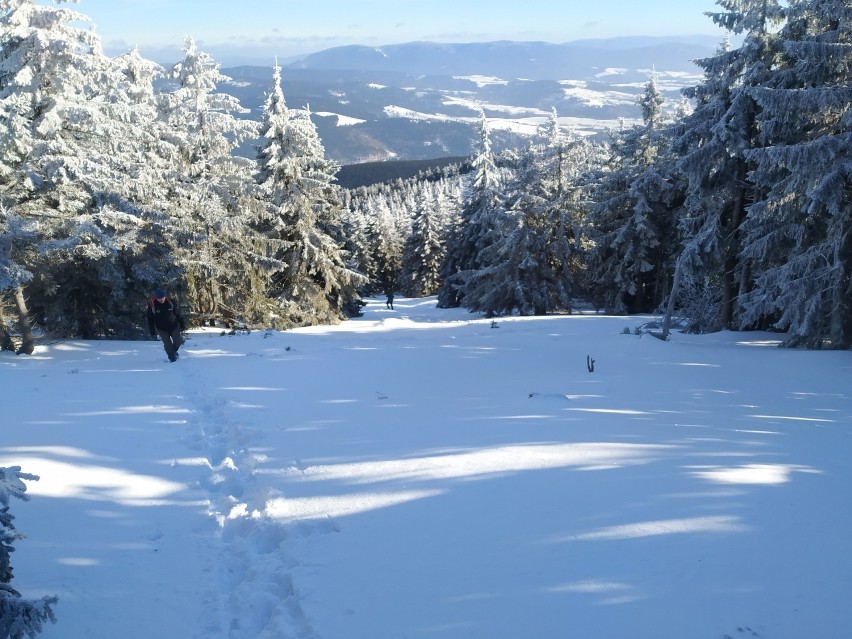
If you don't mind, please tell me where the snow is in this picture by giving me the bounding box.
[313,112,366,127]
[3,296,851,639]
[560,85,637,108]
[441,96,543,118]
[382,103,629,138]
[453,75,511,87]
[595,67,629,77]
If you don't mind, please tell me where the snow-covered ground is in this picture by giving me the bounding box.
[3,297,851,639]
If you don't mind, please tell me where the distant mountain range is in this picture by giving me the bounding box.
[221,37,719,167]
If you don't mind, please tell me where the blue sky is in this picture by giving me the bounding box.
[69,0,726,66]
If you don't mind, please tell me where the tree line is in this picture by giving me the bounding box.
[0,1,364,352]
[1,0,850,353]
[342,0,850,349]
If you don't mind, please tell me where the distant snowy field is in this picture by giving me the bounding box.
[3,297,851,639]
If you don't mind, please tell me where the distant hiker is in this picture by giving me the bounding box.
[147,288,186,362]
[386,292,394,310]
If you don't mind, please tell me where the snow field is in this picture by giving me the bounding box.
[2,297,851,638]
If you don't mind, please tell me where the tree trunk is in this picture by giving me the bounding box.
[12,285,35,355]
[830,231,852,349]
[661,254,684,342]
[720,161,749,329]
[0,317,14,352]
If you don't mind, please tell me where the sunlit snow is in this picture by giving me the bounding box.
[3,297,851,639]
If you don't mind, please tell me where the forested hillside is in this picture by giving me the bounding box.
[0,0,850,357]
[319,0,852,349]
[336,156,470,189]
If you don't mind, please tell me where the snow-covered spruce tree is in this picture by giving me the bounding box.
[376,180,415,293]
[0,0,167,338]
[440,171,465,227]
[0,466,57,639]
[658,98,710,340]
[158,37,261,325]
[342,187,392,293]
[587,74,679,314]
[736,0,852,348]
[671,0,786,332]
[462,110,590,316]
[367,195,403,297]
[101,48,187,312]
[44,45,190,337]
[459,146,544,316]
[340,196,376,293]
[254,64,364,326]
[436,111,504,308]
[400,181,447,297]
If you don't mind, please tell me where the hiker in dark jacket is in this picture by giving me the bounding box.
[146,287,186,362]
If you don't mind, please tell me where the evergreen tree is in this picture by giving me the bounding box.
[463,111,589,316]
[340,197,376,292]
[437,112,504,308]
[255,64,364,325]
[672,0,786,331]
[0,0,106,202]
[0,0,156,338]
[588,75,678,314]
[400,182,446,297]
[103,47,185,312]
[159,37,259,323]
[367,196,403,296]
[0,466,57,639]
[738,0,852,348]
[0,207,36,353]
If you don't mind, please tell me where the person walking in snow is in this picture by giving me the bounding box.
[146,287,186,362]
[386,292,394,310]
